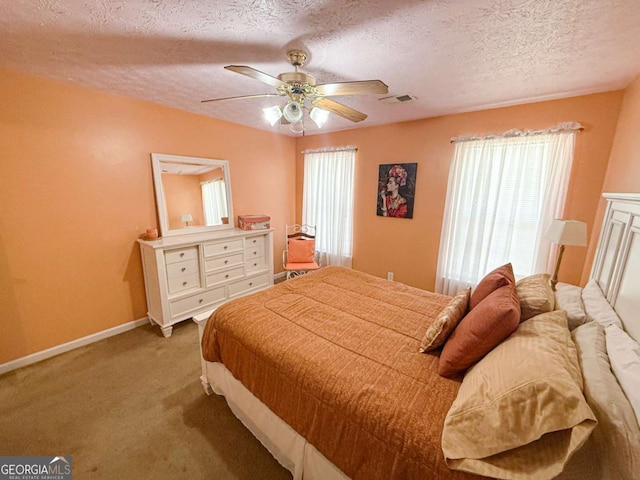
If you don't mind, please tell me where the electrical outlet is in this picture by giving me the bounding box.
[387,272,394,281]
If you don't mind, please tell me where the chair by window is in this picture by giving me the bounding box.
[283,224,320,279]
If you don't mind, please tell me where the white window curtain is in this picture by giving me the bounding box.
[436,122,581,296]
[302,146,356,268]
[201,179,228,226]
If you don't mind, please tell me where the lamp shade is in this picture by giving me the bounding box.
[283,101,303,123]
[262,105,282,126]
[290,121,304,134]
[181,213,193,223]
[310,107,330,128]
[545,219,587,246]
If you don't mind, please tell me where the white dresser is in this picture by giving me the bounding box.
[137,229,274,337]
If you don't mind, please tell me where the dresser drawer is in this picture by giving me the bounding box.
[245,235,265,251]
[168,273,200,294]
[206,266,244,287]
[203,239,243,257]
[244,244,265,260]
[165,246,198,264]
[166,258,199,279]
[245,256,266,272]
[228,273,270,297]
[169,286,226,317]
[205,252,244,272]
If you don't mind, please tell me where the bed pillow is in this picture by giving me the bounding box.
[581,279,623,328]
[439,283,520,378]
[570,321,640,479]
[604,323,640,426]
[555,282,588,330]
[287,239,316,263]
[469,263,514,309]
[515,273,555,322]
[420,287,470,352]
[442,310,597,480]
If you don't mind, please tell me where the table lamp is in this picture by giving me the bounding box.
[545,219,587,290]
[181,213,193,227]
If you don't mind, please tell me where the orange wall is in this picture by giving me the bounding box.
[163,174,204,228]
[0,68,295,364]
[296,92,624,291]
[0,65,630,366]
[582,75,640,283]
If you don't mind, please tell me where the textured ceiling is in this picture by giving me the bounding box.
[1,0,639,136]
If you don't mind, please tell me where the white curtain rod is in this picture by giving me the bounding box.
[450,121,584,144]
[302,145,358,154]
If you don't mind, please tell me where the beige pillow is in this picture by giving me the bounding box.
[570,321,640,479]
[555,282,587,330]
[582,279,623,328]
[442,310,597,480]
[419,287,470,352]
[515,273,555,321]
[604,323,640,426]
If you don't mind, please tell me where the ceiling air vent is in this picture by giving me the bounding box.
[379,94,417,104]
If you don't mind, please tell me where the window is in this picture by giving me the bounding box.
[302,147,356,268]
[201,179,228,226]
[436,125,579,296]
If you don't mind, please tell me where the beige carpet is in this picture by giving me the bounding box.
[0,321,291,480]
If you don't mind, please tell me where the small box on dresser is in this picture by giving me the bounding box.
[138,229,274,337]
[238,214,271,230]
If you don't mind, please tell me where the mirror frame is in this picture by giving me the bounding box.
[151,153,234,237]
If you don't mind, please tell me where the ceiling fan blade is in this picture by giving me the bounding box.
[201,93,282,103]
[225,65,288,89]
[315,80,388,97]
[313,97,367,123]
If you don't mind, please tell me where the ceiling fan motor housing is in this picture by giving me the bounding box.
[278,72,316,86]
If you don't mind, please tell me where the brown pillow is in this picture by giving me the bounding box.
[516,273,555,322]
[420,287,471,352]
[439,283,520,378]
[288,239,315,263]
[469,263,514,309]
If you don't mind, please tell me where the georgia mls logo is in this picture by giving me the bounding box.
[49,457,71,473]
[0,455,72,479]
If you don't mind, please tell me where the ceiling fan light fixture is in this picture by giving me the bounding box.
[310,107,330,128]
[262,105,283,126]
[283,101,303,123]
[290,121,304,134]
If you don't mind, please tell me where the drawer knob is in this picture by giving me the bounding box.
[224,260,228,264]
[180,252,185,257]
[224,245,228,250]
[253,262,257,267]
[253,251,257,255]
[249,282,253,286]
[253,239,257,243]
[199,298,203,303]
[182,281,187,286]
[225,274,229,278]
[181,267,186,272]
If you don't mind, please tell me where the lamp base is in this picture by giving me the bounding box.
[550,244,566,291]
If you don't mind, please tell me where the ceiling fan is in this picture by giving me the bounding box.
[201,50,388,130]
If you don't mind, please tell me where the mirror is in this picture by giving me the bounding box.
[151,153,234,237]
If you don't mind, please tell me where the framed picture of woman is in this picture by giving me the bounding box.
[377,163,417,219]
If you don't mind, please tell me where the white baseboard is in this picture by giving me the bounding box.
[0,317,149,376]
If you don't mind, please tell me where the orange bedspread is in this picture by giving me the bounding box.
[202,266,479,480]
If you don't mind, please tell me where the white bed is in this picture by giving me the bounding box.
[195,192,640,480]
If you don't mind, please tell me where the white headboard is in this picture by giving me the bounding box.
[590,193,640,343]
